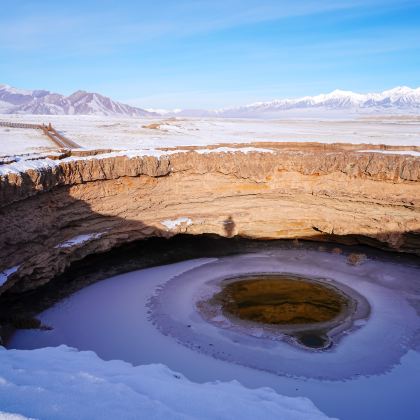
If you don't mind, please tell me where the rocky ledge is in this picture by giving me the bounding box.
[0,146,419,295]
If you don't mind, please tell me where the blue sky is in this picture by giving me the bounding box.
[1,0,419,108]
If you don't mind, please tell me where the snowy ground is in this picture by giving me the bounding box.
[0,345,331,420]
[0,125,54,155]
[8,252,420,420]
[1,114,420,156]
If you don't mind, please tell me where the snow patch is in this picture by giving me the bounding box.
[55,233,104,248]
[194,147,274,154]
[161,217,193,230]
[357,149,420,156]
[0,412,35,420]
[0,266,19,287]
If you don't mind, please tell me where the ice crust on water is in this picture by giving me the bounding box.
[7,252,420,420]
[149,251,420,380]
[0,345,332,420]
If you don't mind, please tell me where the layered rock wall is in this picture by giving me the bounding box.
[0,149,419,294]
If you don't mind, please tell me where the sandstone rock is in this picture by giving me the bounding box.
[0,148,419,294]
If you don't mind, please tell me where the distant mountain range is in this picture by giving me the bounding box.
[169,86,420,117]
[0,84,156,117]
[1,84,420,118]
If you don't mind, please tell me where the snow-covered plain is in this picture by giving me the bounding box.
[8,252,420,420]
[0,125,54,155]
[1,114,420,157]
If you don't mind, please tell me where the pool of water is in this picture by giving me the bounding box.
[7,249,420,420]
[216,275,346,324]
[201,273,361,349]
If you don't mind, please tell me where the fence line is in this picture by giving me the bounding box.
[0,121,80,149]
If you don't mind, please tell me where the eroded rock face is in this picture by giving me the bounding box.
[0,148,419,294]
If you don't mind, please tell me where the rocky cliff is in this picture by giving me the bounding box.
[0,147,419,295]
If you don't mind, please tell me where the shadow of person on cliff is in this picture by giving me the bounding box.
[223,216,236,237]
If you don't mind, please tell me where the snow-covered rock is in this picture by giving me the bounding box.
[194,146,274,154]
[0,345,332,420]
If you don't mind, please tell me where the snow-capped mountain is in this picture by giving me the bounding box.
[2,84,420,118]
[0,84,156,117]
[213,86,420,117]
[162,86,420,117]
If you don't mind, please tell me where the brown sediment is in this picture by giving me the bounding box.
[214,275,346,325]
[198,272,369,350]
